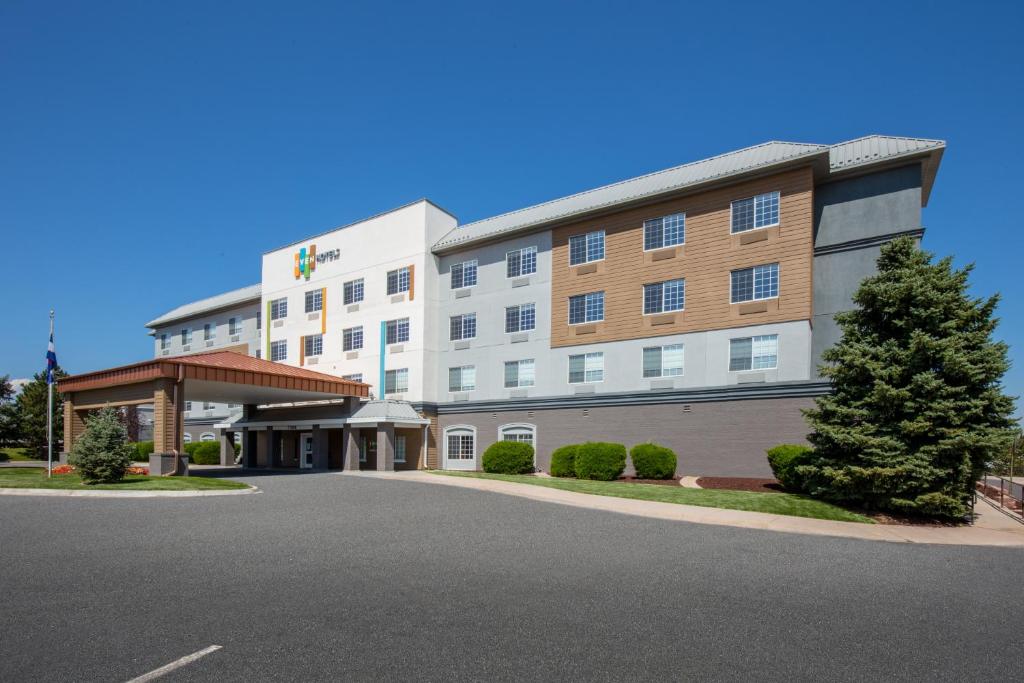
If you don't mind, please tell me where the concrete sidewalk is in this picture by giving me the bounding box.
[342,470,1024,547]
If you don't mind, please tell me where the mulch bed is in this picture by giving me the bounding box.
[696,477,784,493]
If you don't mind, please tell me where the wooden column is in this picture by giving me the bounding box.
[152,378,184,454]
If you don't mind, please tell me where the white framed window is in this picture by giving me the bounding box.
[304,333,323,357]
[568,352,604,384]
[270,298,288,320]
[731,263,779,303]
[204,323,216,341]
[343,278,364,305]
[180,328,191,345]
[731,191,780,233]
[568,230,605,266]
[229,317,239,335]
[450,313,477,341]
[643,344,684,378]
[568,291,604,325]
[643,212,685,250]
[444,426,476,461]
[343,326,363,351]
[255,349,261,359]
[305,289,323,313]
[202,402,214,410]
[385,318,410,344]
[451,260,478,289]
[199,432,216,442]
[505,303,536,333]
[184,401,192,412]
[506,246,538,278]
[395,435,407,464]
[270,339,287,362]
[504,359,535,388]
[500,423,536,449]
[342,373,363,382]
[387,266,411,295]
[643,279,685,314]
[448,365,476,392]
[160,334,169,350]
[729,334,779,371]
[256,310,262,330]
[183,432,193,443]
[385,368,409,394]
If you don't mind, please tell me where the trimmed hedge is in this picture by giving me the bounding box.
[766,444,813,491]
[550,445,578,477]
[574,442,627,481]
[482,441,535,474]
[130,441,154,462]
[630,443,677,479]
[188,441,222,465]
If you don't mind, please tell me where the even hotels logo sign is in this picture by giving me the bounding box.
[293,244,340,280]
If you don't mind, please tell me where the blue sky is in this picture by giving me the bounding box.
[1,0,1021,415]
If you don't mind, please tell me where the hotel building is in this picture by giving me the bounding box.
[143,135,945,476]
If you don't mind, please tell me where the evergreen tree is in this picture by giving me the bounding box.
[68,407,133,484]
[0,375,20,447]
[14,367,67,457]
[801,237,1016,518]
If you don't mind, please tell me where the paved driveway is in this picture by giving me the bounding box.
[1,471,1021,681]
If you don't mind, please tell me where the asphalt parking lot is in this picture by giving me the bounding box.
[1,471,1022,682]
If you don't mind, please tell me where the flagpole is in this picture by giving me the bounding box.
[47,310,54,478]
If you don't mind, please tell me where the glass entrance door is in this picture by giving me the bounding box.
[300,432,314,469]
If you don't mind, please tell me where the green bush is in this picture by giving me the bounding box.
[183,442,201,456]
[630,443,677,479]
[574,442,627,481]
[188,441,222,465]
[130,441,154,461]
[69,407,133,484]
[482,440,535,474]
[766,444,812,491]
[550,445,578,477]
[233,442,241,457]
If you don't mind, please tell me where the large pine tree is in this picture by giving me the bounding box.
[802,237,1016,519]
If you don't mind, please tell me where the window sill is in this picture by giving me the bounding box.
[643,312,682,327]
[572,261,602,275]
[731,225,779,247]
[730,298,779,319]
[643,245,683,263]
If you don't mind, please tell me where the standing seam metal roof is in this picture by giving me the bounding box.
[145,283,262,329]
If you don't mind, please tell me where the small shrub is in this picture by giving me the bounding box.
[630,443,677,479]
[574,442,627,481]
[233,442,241,457]
[766,444,813,491]
[183,442,201,456]
[52,464,75,475]
[482,441,535,474]
[130,441,154,461]
[0,451,9,462]
[68,407,134,484]
[126,466,149,475]
[550,445,578,477]
[189,441,221,465]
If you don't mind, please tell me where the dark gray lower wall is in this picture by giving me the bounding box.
[439,396,815,478]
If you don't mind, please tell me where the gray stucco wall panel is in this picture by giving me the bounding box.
[814,164,922,247]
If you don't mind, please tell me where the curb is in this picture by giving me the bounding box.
[0,485,259,498]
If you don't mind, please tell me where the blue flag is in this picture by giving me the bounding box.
[46,332,57,384]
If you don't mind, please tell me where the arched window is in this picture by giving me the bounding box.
[183,433,193,443]
[499,423,536,449]
[443,426,476,468]
[200,432,216,442]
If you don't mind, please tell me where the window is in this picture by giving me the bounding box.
[501,424,535,448]
[270,298,288,320]
[255,349,261,359]
[505,303,536,333]
[446,428,475,461]
[384,368,409,394]
[448,365,476,392]
[202,402,214,411]
[643,279,685,314]
[449,313,477,341]
[504,359,535,388]
[270,339,287,362]
[387,267,411,295]
[342,373,363,382]
[729,334,779,371]
[385,318,410,345]
[256,310,262,330]
[204,323,216,341]
[731,263,779,303]
[229,318,239,335]
[305,289,322,313]
[643,213,685,250]
[160,334,169,350]
[304,333,323,357]
[568,352,604,383]
[506,246,538,278]
[451,260,478,289]
[343,278,364,305]
[185,401,192,412]
[183,433,192,443]
[568,291,604,324]
[180,328,191,346]
[643,344,684,378]
[343,326,363,351]
[394,435,406,464]
[731,191,780,233]
[568,230,605,266]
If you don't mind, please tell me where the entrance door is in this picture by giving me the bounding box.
[300,432,314,469]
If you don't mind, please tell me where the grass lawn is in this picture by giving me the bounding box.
[1,447,38,461]
[0,467,250,491]
[432,472,872,523]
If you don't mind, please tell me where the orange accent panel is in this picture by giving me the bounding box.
[299,336,305,366]
[321,288,327,334]
[408,264,415,301]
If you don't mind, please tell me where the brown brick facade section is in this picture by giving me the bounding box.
[438,396,815,478]
[550,167,815,347]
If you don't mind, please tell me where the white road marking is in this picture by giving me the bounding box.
[126,645,222,682]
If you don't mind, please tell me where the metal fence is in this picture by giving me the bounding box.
[977,432,1024,521]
